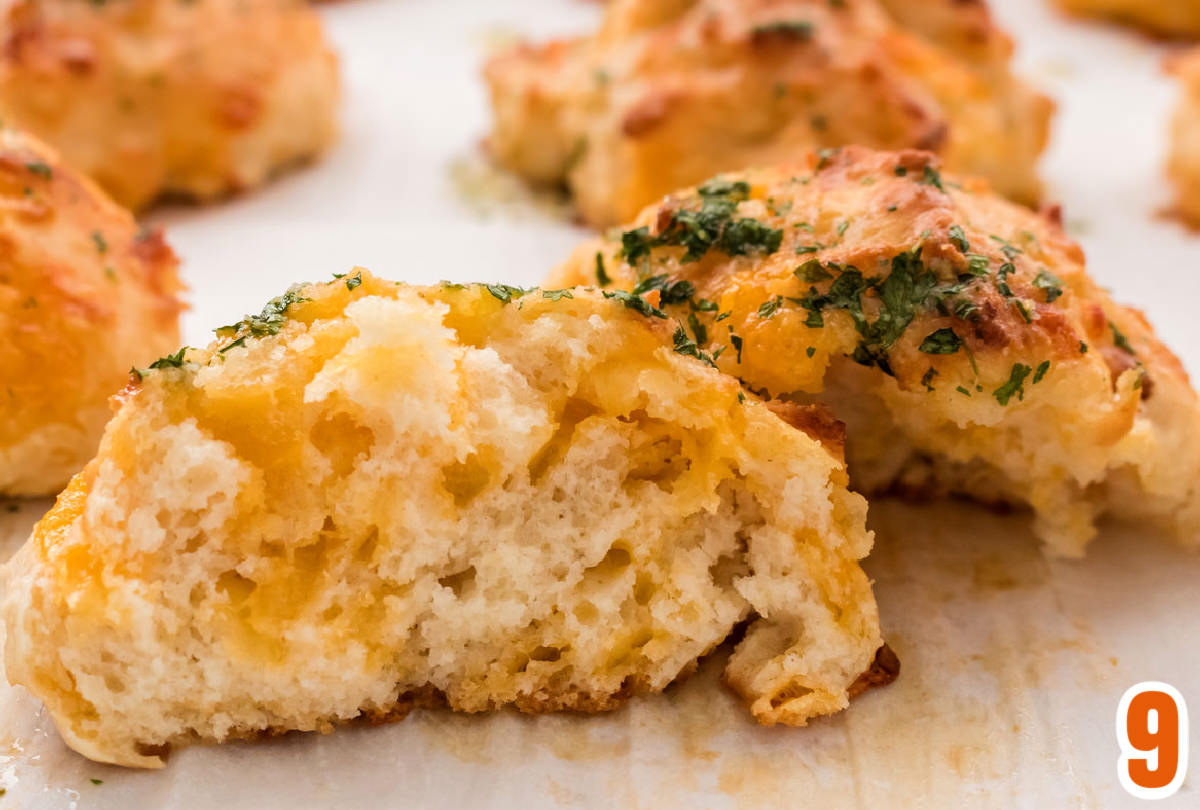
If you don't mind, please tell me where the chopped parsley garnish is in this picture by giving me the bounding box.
[893,165,908,177]
[730,332,744,363]
[795,244,822,255]
[672,325,718,367]
[806,346,816,358]
[993,363,1033,406]
[90,779,103,786]
[921,367,938,391]
[956,385,972,396]
[595,252,611,287]
[344,272,362,292]
[1080,341,1089,354]
[692,297,719,312]
[25,161,52,178]
[633,274,694,304]
[996,262,1015,297]
[751,20,815,38]
[816,148,839,169]
[486,284,528,303]
[131,346,189,379]
[757,295,783,318]
[948,225,969,253]
[965,254,990,277]
[796,259,832,282]
[618,179,781,264]
[1033,360,1050,384]
[918,328,962,354]
[542,289,574,301]
[1033,269,1064,302]
[920,165,945,192]
[1110,321,1136,355]
[837,220,851,238]
[92,231,108,254]
[217,286,310,341]
[688,311,707,344]
[989,235,1023,260]
[602,289,666,319]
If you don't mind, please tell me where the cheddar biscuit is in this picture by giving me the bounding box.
[486,0,1052,227]
[1,273,884,767]
[552,147,1200,556]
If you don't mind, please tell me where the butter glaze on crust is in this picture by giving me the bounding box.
[1056,0,1200,38]
[485,0,1052,227]
[0,0,340,211]
[1,274,882,767]
[0,128,183,495]
[551,147,1200,556]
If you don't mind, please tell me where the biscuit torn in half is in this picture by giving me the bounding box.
[485,0,1052,227]
[1,273,887,768]
[551,147,1200,557]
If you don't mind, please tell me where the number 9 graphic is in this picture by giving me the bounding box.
[1117,682,1189,800]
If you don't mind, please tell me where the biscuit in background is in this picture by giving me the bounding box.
[0,0,340,211]
[0,128,183,496]
[1168,48,1200,226]
[1,273,887,767]
[551,147,1200,557]
[485,0,1053,227]
[1056,0,1200,38]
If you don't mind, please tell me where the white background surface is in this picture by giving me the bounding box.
[3,0,1200,807]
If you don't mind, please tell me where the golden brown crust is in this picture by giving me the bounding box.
[1169,48,1200,228]
[1057,0,1200,38]
[485,0,1052,227]
[0,0,339,210]
[553,147,1200,554]
[846,643,900,700]
[0,128,184,495]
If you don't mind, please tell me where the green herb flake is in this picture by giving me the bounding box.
[602,289,666,319]
[486,284,528,303]
[1080,341,1089,354]
[956,385,972,396]
[806,346,816,358]
[795,259,831,283]
[344,272,362,292]
[993,363,1033,406]
[921,367,938,391]
[757,295,783,319]
[966,254,990,277]
[1110,321,1136,355]
[687,311,707,344]
[920,165,945,192]
[918,328,962,355]
[217,286,310,340]
[542,289,574,301]
[25,161,52,178]
[594,252,612,287]
[1033,360,1050,384]
[948,225,969,253]
[1033,269,1064,302]
[92,231,108,255]
[90,779,104,786]
[672,325,716,367]
[149,346,188,370]
[730,333,744,363]
[751,20,814,38]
